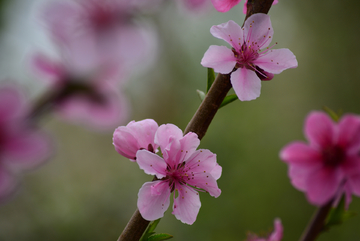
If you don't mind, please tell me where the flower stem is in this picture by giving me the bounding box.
[299,199,334,241]
[116,1,275,240]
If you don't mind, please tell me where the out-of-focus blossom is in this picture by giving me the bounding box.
[243,0,278,14]
[246,218,283,241]
[42,0,158,73]
[201,13,297,101]
[31,47,128,130]
[136,123,222,224]
[280,111,360,207]
[113,119,159,161]
[0,83,51,201]
[201,14,297,101]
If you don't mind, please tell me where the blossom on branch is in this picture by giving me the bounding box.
[280,111,360,207]
[201,14,297,101]
[113,119,159,161]
[246,218,283,241]
[0,84,51,201]
[135,123,222,224]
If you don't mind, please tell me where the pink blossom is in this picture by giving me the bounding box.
[0,84,51,201]
[113,119,159,161]
[42,0,157,71]
[31,51,128,130]
[246,218,283,241]
[280,111,360,207]
[136,124,221,224]
[243,0,278,14]
[201,14,297,101]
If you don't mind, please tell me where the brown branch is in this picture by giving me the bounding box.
[299,199,334,241]
[117,1,275,240]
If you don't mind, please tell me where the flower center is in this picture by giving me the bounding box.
[166,162,187,192]
[322,145,345,167]
[233,44,259,69]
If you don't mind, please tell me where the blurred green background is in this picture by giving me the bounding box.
[1,0,360,240]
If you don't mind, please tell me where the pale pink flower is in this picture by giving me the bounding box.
[211,0,241,12]
[201,14,297,101]
[42,0,157,71]
[0,83,51,201]
[243,0,278,14]
[280,111,360,207]
[246,218,283,241]
[113,119,159,161]
[31,50,128,130]
[136,124,222,224]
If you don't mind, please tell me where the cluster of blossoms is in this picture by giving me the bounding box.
[113,119,222,224]
[281,111,360,208]
[201,13,297,101]
[0,84,51,201]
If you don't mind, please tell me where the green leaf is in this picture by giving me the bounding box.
[323,195,357,231]
[322,106,342,122]
[140,219,161,241]
[147,233,173,241]
[220,94,238,108]
[196,90,206,101]
[207,68,216,93]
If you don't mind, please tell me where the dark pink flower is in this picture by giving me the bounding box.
[246,218,283,241]
[113,119,159,161]
[243,0,278,14]
[201,14,297,101]
[136,124,221,224]
[0,84,51,201]
[280,111,360,206]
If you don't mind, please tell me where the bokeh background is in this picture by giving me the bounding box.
[1,0,360,240]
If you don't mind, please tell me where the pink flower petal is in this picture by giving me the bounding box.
[268,218,283,241]
[186,149,217,174]
[136,150,167,179]
[210,20,243,48]
[176,132,200,163]
[211,0,241,12]
[187,172,221,197]
[338,114,360,153]
[57,90,128,131]
[201,45,237,74]
[154,124,183,152]
[244,13,273,49]
[230,67,261,101]
[126,119,159,151]
[138,181,171,221]
[254,48,298,74]
[0,84,26,123]
[113,126,142,160]
[288,164,313,191]
[280,142,323,166]
[211,163,222,180]
[172,185,201,225]
[30,54,65,86]
[3,130,52,171]
[306,167,342,205]
[304,112,336,149]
